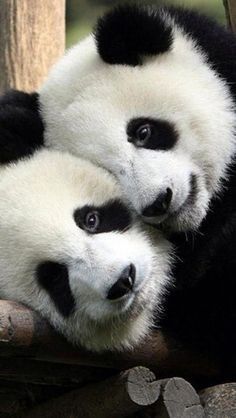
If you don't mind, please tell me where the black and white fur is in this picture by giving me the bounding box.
[0,147,171,352]
[1,5,236,373]
[39,5,236,372]
[38,5,236,233]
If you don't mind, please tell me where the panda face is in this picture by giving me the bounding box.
[40,17,236,232]
[0,149,171,351]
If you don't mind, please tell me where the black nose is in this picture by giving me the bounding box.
[107,264,136,300]
[142,188,172,218]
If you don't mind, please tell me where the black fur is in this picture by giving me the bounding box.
[37,261,75,317]
[0,90,44,164]
[127,118,178,150]
[160,163,236,376]
[135,6,236,377]
[100,4,236,377]
[4,6,236,376]
[95,4,173,66]
[74,199,132,234]
[166,7,236,99]
[0,90,40,110]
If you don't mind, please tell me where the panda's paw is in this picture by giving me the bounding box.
[0,89,44,164]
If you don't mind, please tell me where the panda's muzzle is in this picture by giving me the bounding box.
[142,188,173,218]
[107,264,136,300]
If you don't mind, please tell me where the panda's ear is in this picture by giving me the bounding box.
[94,4,173,66]
[0,90,44,164]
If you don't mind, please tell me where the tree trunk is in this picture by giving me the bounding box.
[0,0,65,93]
[224,0,236,32]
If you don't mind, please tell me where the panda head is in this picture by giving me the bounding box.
[40,4,236,232]
[0,147,171,351]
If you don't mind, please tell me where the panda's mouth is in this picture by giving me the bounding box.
[172,173,198,217]
[108,272,152,317]
[142,174,198,227]
[155,173,199,232]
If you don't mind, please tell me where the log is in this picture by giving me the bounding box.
[0,379,75,416]
[157,378,205,418]
[0,0,65,93]
[0,358,114,387]
[200,383,236,417]
[21,366,161,418]
[0,384,27,415]
[135,378,205,418]
[224,0,236,32]
[0,300,220,381]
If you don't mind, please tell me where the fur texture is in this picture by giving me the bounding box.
[1,5,236,371]
[0,90,44,164]
[38,5,236,371]
[39,5,236,232]
[95,4,173,65]
[0,149,171,352]
[162,165,236,373]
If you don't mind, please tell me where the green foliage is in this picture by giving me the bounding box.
[66,0,226,47]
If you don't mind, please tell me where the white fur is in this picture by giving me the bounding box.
[40,14,236,232]
[0,150,172,351]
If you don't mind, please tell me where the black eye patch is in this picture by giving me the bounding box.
[74,199,132,234]
[127,117,178,151]
[36,261,75,317]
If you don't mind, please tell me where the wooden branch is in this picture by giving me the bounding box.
[138,377,204,418]
[154,377,204,418]
[0,300,220,382]
[224,0,236,32]
[0,357,114,387]
[21,367,161,418]
[0,379,68,416]
[0,0,65,93]
[200,383,236,417]
[0,382,27,415]
[0,378,84,418]
[21,375,206,418]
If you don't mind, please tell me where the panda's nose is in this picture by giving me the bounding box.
[142,188,172,217]
[107,264,136,300]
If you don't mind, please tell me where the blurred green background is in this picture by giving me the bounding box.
[66,0,226,48]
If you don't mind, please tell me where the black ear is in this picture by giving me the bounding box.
[95,4,173,66]
[0,90,44,164]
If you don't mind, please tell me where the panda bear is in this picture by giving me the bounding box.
[0,145,172,352]
[1,4,236,375]
[39,4,236,233]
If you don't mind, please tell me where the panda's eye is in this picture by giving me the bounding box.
[74,201,131,233]
[135,124,152,146]
[85,211,100,232]
[127,118,178,151]
[128,123,152,147]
